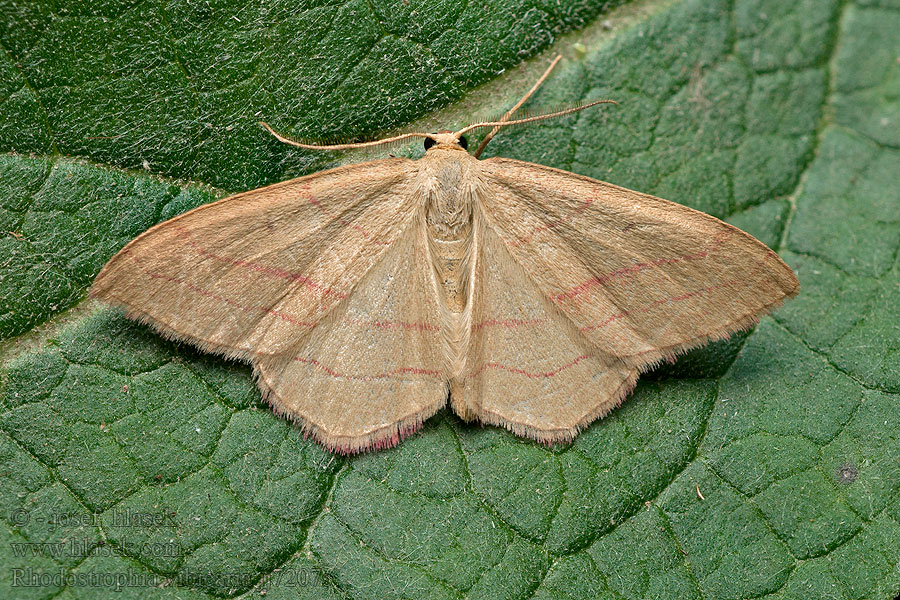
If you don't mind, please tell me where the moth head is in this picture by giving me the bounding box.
[258,99,614,156]
[424,131,468,152]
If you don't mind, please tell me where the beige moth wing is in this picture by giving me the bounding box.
[450,210,639,443]
[254,216,448,454]
[90,158,449,452]
[91,159,419,358]
[450,156,799,442]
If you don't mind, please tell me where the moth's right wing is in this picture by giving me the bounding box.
[91,159,421,359]
[476,157,799,371]
[450,217,638,444]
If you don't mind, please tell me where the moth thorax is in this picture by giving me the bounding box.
[424,161,473,241]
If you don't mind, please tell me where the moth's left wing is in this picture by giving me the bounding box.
[91,158,420,359]
[254,219,449,454]
[477,157,799,372]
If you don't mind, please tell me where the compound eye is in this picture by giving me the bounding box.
[424,137,437,150]
[458,135,468,150]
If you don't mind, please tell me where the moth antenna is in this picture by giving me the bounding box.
[473,54,563,158]
[456,98,618,140]
[259,122,431,150]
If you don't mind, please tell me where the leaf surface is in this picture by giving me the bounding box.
[2,0,899,598]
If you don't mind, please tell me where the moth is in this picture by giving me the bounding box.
[91,57,799,454]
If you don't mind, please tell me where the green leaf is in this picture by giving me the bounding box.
[2,0,900,599]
